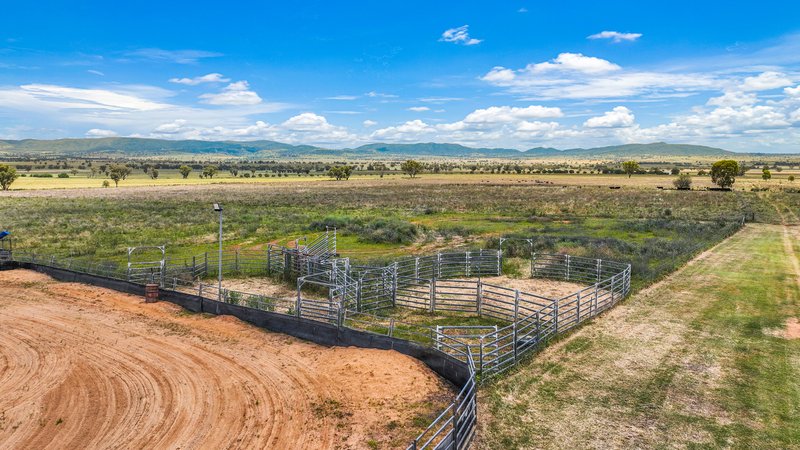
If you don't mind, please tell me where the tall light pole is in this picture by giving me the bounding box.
[213,203,223,301]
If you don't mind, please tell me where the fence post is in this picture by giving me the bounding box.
[496,249,502,275]
[452,396,460,450]
[415,257,419,279]
[609,274,616,306]
[267,246,272,275]
[479,336,484,375]
[198,283,203,298]
[596,259,601,282]
[554,297,559,334]
[356,278,363,312]
[389,318,395,337]
[204,252,209,276]
[437,253,442,278]
[465,251,471,277]
[392,262,398,307]
[565,254,571,281]
[576,290,581,323]
[296,282,302,317]
[531,251,536,278]
[476,280,483,317]
[513,289,519,362]
[430,277,436,313]
[593,282,599,315]
[535,310,541,345]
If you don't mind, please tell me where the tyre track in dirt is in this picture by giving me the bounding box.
[0,270,453,449]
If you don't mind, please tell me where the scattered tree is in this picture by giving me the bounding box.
[622,161,639,178]
[673,173,693,190]
[790,175,796,182]
[401,160,423,178]
[670,167,681,175]
[762,168,772,181]
[149,168,159,179]
[737,162,749,176]
[0,164,19,190]
[710,160,739,189]
[179,165,192,179]
[102,180,110,188]
[108,164,131,187]
[202,165,219,179]
[327,165,352,181]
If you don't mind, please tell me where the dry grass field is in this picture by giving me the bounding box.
[0,270,453,449]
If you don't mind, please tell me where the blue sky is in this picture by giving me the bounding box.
[2,1,800,152]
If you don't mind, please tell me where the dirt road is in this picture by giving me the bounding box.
[0,270,452,449]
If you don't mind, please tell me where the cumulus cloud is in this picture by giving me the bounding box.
[463,105,563,124]
[707,91,758,107]
[86,128,118,137]
[199,81,262,105]
[740,71,793,91]
[786,85,800,97]
[482,53,720,99]
[587,31,642,43]
[440,25,482,46]
[525,53,622,74]
[363,120,377,127]
[583,106,635,128]
[169,73,230,85]
[371,120,435,141]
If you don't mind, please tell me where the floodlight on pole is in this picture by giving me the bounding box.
[213,203,223,301]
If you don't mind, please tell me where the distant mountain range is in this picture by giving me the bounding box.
[0,138,756,159]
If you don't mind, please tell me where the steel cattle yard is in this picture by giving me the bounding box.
[7,228,631,450]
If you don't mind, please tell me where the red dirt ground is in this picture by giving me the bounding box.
[0,270,453,449]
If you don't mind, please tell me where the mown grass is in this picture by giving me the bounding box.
[479,224,800,449]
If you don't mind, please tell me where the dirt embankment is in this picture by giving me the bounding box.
[0,270,453,449]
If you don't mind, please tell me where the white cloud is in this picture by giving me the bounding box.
[440,25,482,46]
[87,70,105,76]
[371,120,435,141]
[526,53,621,74]
[169,73,230,85]
[482,53,721,99]
[408,106,430,112]
[463,105,563,124]
[325,95,359,100]
[518,7,528,13]
[85,128,117,137]
[199,81,262,105]
[363,120,378,127]
[124,48,222,64]
[419,97,463,103]
[366,91,398,98]
[785,85,800,97]
[587,31,642,43]
[14,84,169,111]
[707,91,758,107]
[583,106,636,128]
[740,71,793,91]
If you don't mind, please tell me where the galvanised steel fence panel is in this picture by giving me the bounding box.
[396,276,432,310]
[432,279,479,313]
[12,238,636,450]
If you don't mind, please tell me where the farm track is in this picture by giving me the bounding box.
[0,270,452,450]
[477,223,800,448]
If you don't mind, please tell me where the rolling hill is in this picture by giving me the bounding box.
[0,138,743,159]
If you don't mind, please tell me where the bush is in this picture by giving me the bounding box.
[58,173,70,178]
[309,215,420,244]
